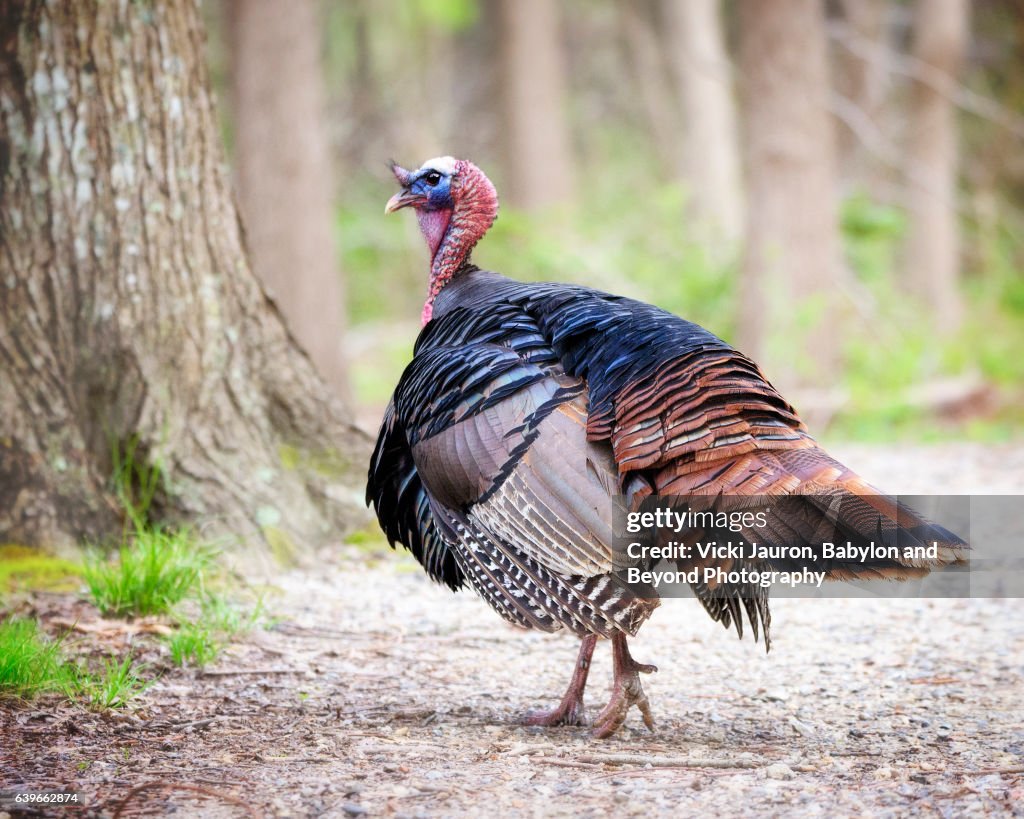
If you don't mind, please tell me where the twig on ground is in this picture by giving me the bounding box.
[575,753,761,770]
[200,667,300,676]
[530,756,603,770]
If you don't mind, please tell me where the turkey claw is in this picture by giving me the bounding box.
[522,698,589,728]
[591,665,656,738]
[591,634,657,738]
[522,634,597,728]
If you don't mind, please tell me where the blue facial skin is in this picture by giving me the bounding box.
[410,169,454,210]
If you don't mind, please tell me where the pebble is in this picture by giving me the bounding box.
[765,763,795,780]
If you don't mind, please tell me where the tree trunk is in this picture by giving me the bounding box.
[735,0,845,389]
[227,0,349,399]
[0,0,370,562]
[497,0,575,209]
[902,0,968,329]
[663,0,744,243]
[833,0,891,191]
[621,0,680,178]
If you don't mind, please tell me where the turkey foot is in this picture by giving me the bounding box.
[523,635,598,727]
[591,633,657,739]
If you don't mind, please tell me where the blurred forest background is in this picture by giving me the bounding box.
[207,0,1023,442]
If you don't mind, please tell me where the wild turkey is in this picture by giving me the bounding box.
[367,156,968,738]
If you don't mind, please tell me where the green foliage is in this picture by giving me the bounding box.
[166,622,218,667]
[0,619,149,708]
[164,593,263,667]
[338,180,427,325]
[76,654,151,710]
[345,524,390,550]
[86,438,218,616]
[83,527,216,617]
[110,434,164,530]
[416,0,478,30]
[825,191,1024,440]
[841,193,906,286]
[0,619,78,699]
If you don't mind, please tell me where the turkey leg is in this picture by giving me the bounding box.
[591,632,657,738]
[523,634,598,727]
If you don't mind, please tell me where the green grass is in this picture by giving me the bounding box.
[0,618,149,708]
[1,439,258,702]
[110,434,163,528]
[85,438,261,668]
[86,434,215,617]
[87,435,250,664]
[0,618,78,699]
[166,622,219,666]
[164,593,263,667]
[77,654,152,709]
[83,527,216,617]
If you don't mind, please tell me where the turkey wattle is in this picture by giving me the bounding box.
[368,156,968,738]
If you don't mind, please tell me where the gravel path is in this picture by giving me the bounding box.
[2,444,1022,817]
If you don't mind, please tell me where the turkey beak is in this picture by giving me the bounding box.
[385,189,426,214]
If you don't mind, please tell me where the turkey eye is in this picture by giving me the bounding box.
[424,171,442,187]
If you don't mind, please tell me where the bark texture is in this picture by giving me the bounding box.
[663,0,744,243]
[497,0,575,209]
[736,0,844,387]
[903,0,968,329]
[0,0,370,561]
[228,0,349,398]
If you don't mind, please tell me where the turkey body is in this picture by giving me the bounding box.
[369,159,967,737]
[369,271,962,635]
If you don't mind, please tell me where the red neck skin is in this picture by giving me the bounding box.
[418,161,498,325]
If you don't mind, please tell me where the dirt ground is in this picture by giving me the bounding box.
[2,443,1023,818]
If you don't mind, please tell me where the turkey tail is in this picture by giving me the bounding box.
[799,476,968,581]
[652,445,968,650]
[744,448,969,581]
[660,445,968,581]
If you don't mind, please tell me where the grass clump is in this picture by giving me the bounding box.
[82,438,266,671]
[165,593,263,667]
[84,435,217,617]
[0,618,149,708]
[0,618,77,699]
[83,527,216,617]
[166,622,219,667]
[77,654,152,709]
